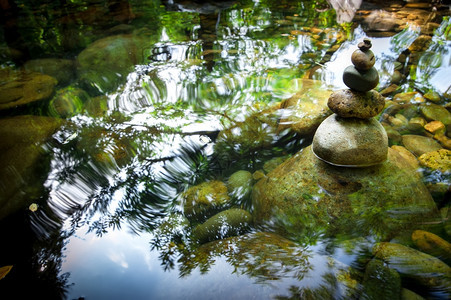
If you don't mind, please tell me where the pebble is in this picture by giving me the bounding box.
[412,230,451,261]
[343,66,379,92]
[424,121,445,135]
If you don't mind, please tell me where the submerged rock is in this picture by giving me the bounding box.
[0,69,57,110]
[77,34,150,94]
[372,242,451,289]
[0,116,64,220]
[48,86,90,118]
[420,103,451,125]
[412,230,451,262]
[227,170,253,202]
[192,208,252,244]
[23,58,75,87]
[252,145,438,241]
[362,259,401,300]
[182,180,230,220]
[402,135,442,157]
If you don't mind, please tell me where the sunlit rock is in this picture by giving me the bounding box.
[252,146,438,241]
[402,134,442,157]
[182,180,230,220]
[312,114,388,167]
[192,208,252,244]
[372,242,451,289]
[419,149,451,172]
[23,58,75,87]
[0,116,64,220]
[0,69,57,110]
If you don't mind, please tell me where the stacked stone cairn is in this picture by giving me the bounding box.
[312,39,388,167]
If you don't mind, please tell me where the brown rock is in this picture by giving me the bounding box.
[328,89,385,118]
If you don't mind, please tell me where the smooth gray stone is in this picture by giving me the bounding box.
[312,114,388,167]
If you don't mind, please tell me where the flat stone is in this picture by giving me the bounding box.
[420,103,451,125]
[343,66,379,92]
[327,89,385,118]
[312,114,388,167]
[402,134,442,157]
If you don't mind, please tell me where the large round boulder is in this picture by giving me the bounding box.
[252,145,438,241]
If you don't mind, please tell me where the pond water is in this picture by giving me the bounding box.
[0,0,451,299]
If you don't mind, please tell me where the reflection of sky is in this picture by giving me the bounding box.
[61,222,350,299]
[62,227,283,299]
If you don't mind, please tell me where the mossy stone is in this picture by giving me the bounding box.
[362,259,401,300]
[411,230,451,261]
[183,180,230,220]
[192,208,252,244]
[418,149,451,172]
[227,170,253,202]
[372,242,451,288]
[420,103,451,125]
[402,135,442,157]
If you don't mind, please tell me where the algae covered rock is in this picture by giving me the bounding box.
[411,230,451,261]
[418,149,451,173]
[362,259,401,300]
[182,180,230,220]
[227,170,253,202]
[372,242,451,288]
[0,69,57,110]
[192,208,252,244]
[420,103,451,125]
[252,145,438,241]
[48,86,90,118]
[0,115,64,220]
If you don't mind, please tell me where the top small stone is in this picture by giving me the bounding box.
[351,39,375,71]
[358,38,372,51]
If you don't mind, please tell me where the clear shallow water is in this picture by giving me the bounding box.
[0,0,450,299]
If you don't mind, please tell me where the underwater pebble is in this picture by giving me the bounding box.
[183,180,230,220]
[227,170,253,201]
[424,91,441,103]
[402,134,442,157]
[424,120,445,135]
[420,103,451,125]
[391,145,419,169]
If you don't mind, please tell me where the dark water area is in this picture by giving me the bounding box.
[0,0,451,299]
